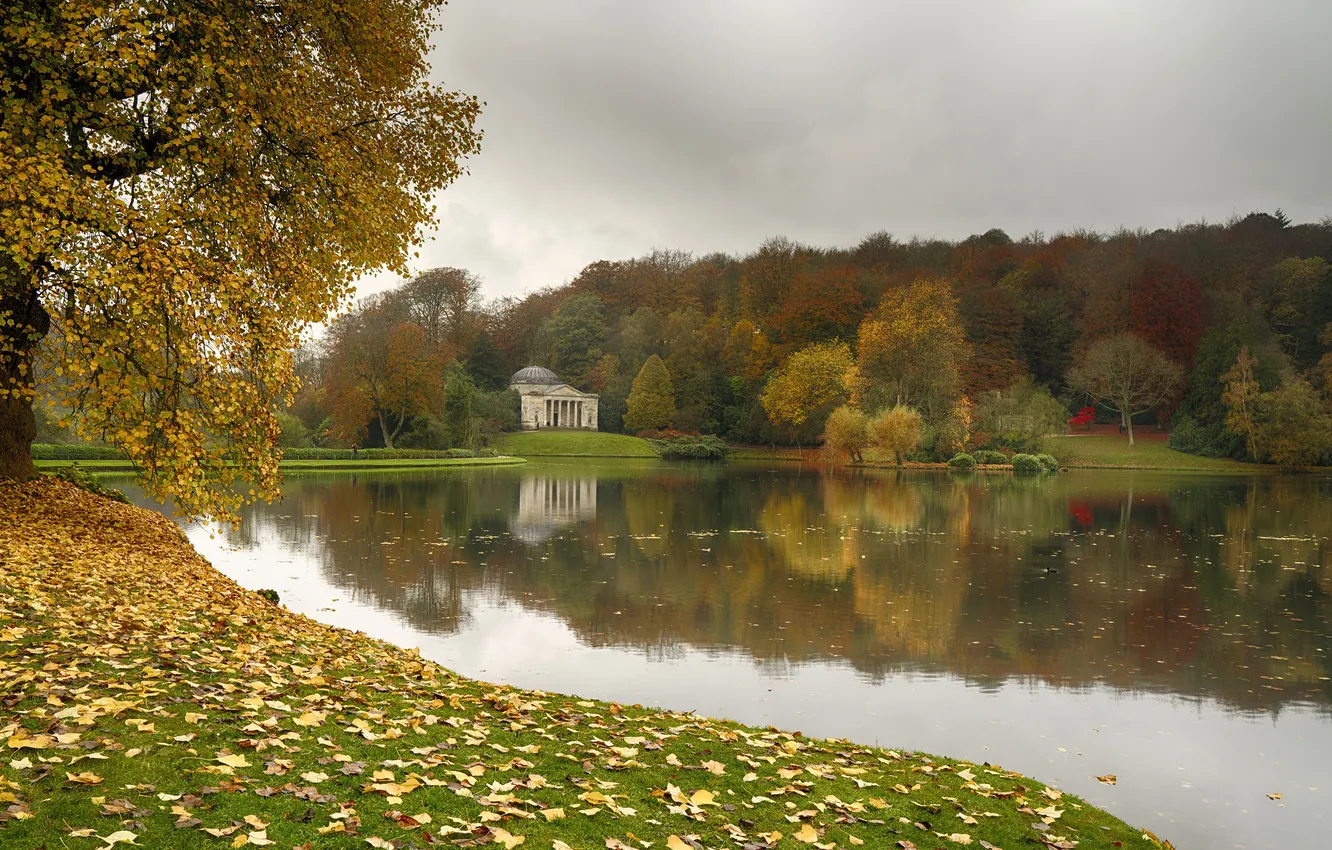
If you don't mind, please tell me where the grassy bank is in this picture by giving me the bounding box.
[490,430,660,458]
[1042,435,1257,472]
[34,457,528,474]
[0,479,1163,849]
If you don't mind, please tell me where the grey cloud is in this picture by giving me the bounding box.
[369,0,1332,301]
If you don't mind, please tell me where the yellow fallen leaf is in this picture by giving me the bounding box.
[1267,793,1283,800]
[541,808,566,821]
[294,711,326,727]
[701,760,725,775]
[9,757,33,769]
[758,832,782,845]
[1097,774,1117,785]
[492,828,526,849]
[946,834,973,845]
[101,831,139,846]
[215,753,250,768]
[300,771,329,783]
[553,842,574,850]
[68,828,96,837]
[247,831,275,847]
[7,734,51,749]
[243,815,268,829]
[66,771,103,785]
[742,771,757,782]
[185,713,208,724]
[667,837,692,850]
[848,836,864,846]
[689,789,717,806]
[794,823,818,843]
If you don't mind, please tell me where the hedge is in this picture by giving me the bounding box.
[32,445,493,462]
[1034,453,1060,473]
[973,449,1008,465]
[1011,453,1044,474]
[648,434,731,460]
[30,444,124,460]
[947,452,977,469]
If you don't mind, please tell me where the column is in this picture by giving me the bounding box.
[577,401,583,428]
[545,398,551,426]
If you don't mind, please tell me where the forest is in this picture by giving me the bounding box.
[266,211,1332,466]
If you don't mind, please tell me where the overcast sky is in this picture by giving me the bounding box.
[363,0,1332,303]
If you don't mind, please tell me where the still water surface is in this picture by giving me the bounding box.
[115,462,1332,849]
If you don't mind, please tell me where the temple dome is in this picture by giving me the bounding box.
[510,365,559,386]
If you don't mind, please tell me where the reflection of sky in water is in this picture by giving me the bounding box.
[116,464,1332,850]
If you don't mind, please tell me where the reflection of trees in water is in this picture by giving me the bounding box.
[233,466,1332,712]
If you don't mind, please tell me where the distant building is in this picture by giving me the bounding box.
[509,366,599,431]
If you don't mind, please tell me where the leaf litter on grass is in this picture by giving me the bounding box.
[0,479,1164,848]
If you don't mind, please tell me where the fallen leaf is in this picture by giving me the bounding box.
[794,824,818,843]
[1096,775,1117,785]
[102,832,139,846]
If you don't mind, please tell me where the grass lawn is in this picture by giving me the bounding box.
[490,430,660,458]
[0,479,1164,850]
[34,457,528,474]
[1043,435,1256,472]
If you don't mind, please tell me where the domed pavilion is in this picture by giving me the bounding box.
[509,366,599,430]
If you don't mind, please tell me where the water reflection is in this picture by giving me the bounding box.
[207,464,1331,713]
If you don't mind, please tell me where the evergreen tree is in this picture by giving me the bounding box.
[465,330,509,390]
[549,294,607,388]
[623,355,676,432]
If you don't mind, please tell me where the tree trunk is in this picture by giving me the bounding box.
[1124,407,1135,446]
[0,270,49,480]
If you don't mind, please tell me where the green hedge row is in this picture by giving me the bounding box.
[32,444,498,461]
[648,434,731,460]
[30,444,125,460]
[281,447,494,460]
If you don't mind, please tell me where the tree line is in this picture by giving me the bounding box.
[282,213,1332,466]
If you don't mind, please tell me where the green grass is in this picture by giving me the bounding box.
[35,457,527,473]
[0,478,1163,850]
[1043,435,1256,472]
[490,430,661,458]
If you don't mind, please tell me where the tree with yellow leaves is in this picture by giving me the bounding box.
[760,341,856,441]
[0,1,482,517]
[853,277,971,421]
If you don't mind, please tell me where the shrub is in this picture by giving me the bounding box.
[255,589,280,605]
[444,448,476,458]
[870,405,923,466]
[52,463,130,504]
[1011,453,1043,474]
[30,444,124,460]
[973,449,1008,465]
[948,452,976,469]
[477,448,499,458]
[1166,415,1237,458]
[822,405,871,462]
[649,434,731,460]
[1035,453,1060,473]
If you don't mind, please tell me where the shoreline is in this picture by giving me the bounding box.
[34,456,528,474]
[0,478,1161,849]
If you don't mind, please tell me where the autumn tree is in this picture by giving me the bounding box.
[396,267,483,357]
[822,405,870,462]
[760,341,855,437]
[1221,345,1261,459]
[325,301,445,449]
[771,266,864,348]
[1251,377,1332,466]
[1130,260,1206,369]
[854,277,970,420]
[723,320,775,384]
[623,354,675,432]
[871,405,924,466]
[0,0,481,517]
[1067,334,1183,445]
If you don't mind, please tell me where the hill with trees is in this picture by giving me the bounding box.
[178,213,1332,466]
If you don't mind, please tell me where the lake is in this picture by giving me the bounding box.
[112,461,1332,849]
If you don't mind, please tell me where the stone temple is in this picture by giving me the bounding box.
[509,366,599,431]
